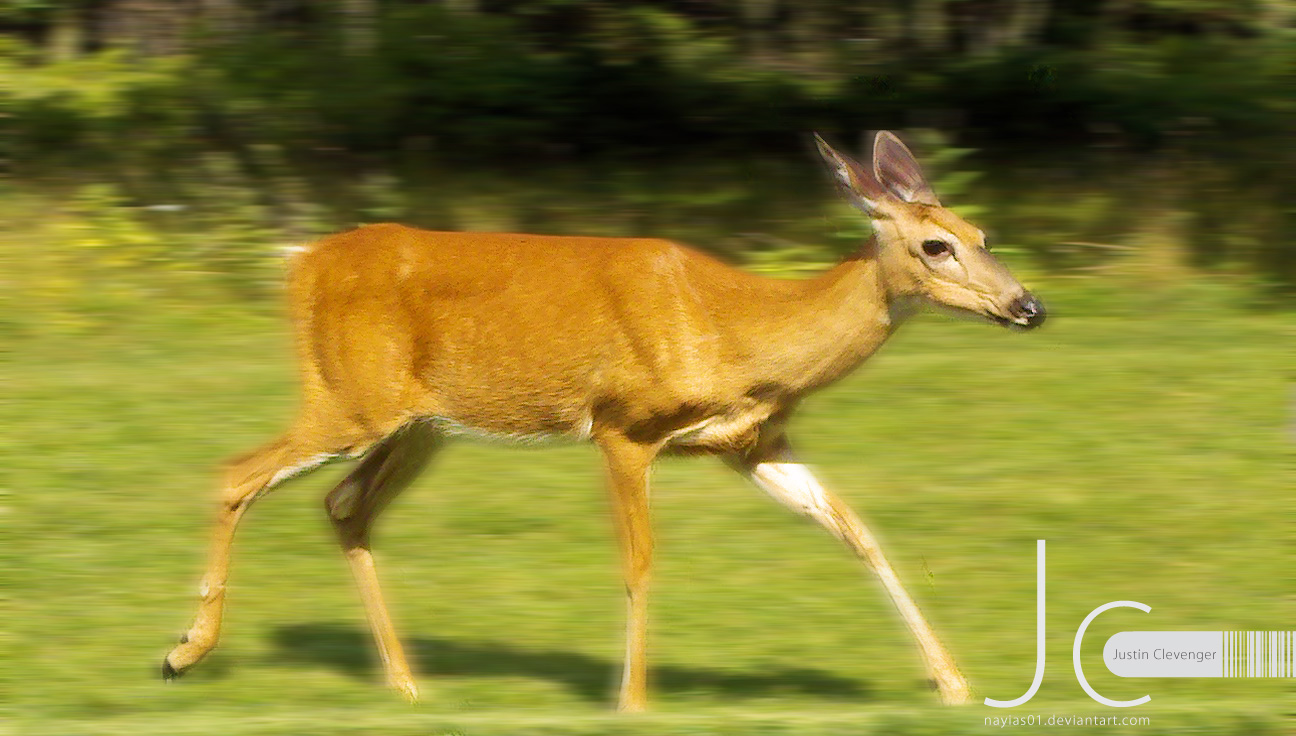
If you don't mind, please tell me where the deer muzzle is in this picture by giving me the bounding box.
[1008,293,1047,329]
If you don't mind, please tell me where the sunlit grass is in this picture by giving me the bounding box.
[4,291,1292,734]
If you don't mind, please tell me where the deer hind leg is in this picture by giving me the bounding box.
[728,436,973,705]
[163,425,362,681]
[324,424,440,703]
[597,433,658,712]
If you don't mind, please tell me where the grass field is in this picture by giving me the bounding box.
[4,283,1292,735]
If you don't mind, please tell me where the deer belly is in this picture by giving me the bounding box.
[419,410,595,445]
[419,415,592,445]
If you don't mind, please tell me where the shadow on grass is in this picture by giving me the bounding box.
[270,622,872,703]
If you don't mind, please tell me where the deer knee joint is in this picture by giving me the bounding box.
[625,557,653,587]
[218,492,254,516]
[324,479,362,522]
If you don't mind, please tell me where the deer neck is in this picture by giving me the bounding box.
[727,239,904,395]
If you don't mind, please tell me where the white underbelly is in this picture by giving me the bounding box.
[420,413,594,445]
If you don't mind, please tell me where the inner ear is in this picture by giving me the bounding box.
[813,133,889,212]
[872,131,940,206]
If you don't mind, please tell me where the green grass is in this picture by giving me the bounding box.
[3,289,1292,735]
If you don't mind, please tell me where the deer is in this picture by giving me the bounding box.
[162,131,1045,710]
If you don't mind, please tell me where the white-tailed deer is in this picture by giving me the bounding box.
[163,131,1044,709]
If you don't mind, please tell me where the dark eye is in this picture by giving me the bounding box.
[921,240,951,257]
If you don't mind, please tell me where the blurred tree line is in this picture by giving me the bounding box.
[1,0,1293,307]
[2,0,1292,158]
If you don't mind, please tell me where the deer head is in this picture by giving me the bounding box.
[815,131,1045,330]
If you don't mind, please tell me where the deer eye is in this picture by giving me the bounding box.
[921,240,951,258]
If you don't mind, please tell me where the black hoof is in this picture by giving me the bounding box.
[162,659,182,681]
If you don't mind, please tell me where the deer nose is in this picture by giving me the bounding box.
[1009,293,1047,329]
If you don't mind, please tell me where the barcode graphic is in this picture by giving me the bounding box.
[1222,631,1295,677]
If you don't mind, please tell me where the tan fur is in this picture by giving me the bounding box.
[164,132,1041,709]
[281,225,895,451]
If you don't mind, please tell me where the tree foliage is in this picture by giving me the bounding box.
[1,0,1292,159]
[1,1,1293,295]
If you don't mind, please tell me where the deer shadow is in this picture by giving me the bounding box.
[268,622,872,704]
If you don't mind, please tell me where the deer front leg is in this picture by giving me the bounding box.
[729,438,973,705]
[597,433,658,713]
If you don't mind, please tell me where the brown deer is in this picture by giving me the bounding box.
[162,131,1045,710]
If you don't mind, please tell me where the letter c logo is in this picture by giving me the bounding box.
[1074,601,1152,707]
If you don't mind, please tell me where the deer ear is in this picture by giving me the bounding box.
[813,133,888,213]
[872,131,940,206]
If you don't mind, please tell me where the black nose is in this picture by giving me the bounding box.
[1009,293,1047,329]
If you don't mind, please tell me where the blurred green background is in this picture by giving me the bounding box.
[1,2,1293,734]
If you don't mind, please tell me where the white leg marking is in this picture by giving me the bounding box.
[620,596,638,695]
[748,462,834,520]
[267,453,333,490]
